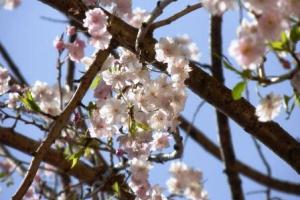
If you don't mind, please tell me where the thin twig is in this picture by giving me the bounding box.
[0,42,28,85]
[252,137,272,200]
[151,2,202,29]
[148,127,183,162]
[12,46,112,200]
[135,0,177,55]
[183,100,206,158]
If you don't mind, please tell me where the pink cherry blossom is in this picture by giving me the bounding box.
[255,93,283,122]
[53,36,64,51]
[202,0,236,16]
[64,38,85,62]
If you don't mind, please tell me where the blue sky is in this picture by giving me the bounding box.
[0,0,300,199]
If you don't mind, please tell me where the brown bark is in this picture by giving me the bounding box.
[210,15,244,200]
[0,127,99,184]
[180,116,300,195]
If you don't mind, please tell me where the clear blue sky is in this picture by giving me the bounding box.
[0,0,299,199]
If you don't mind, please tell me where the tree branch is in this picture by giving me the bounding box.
[179,116,300,195]
[151,2,202,29]
[0,42,28,86]
[210,15,245,200]
[0,127,100,183]
[12,46,112,200]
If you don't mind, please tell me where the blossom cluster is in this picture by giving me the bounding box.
[31,81,73,116]
[229,0,299,70]
[76,4,204,198]
[167,162,208,200]
[85,41,196,198]
[202,0,236,16]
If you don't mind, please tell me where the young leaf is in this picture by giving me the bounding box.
[129,119,138,137]
[90,75,102,90]
[112,182,121,198]
[232,81,247,100]
[67,149,85,168]
[269,32,290,52]
[19,91,41,112]
[135,121,151,132]
[290,25,300,43]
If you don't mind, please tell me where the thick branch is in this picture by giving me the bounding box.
[35,0,300,174]
[151,2,202,29]
[0,127,100,183]
[12,47,111,200]
[210,16,244,200]
[0,42,28,86]
[179,116,300,195]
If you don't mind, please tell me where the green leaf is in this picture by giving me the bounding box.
[135,121,151,132]
[19,91,41,112]
[281,31,289,44]
[232,81,247,100]
[290,25,300,43]
[90,75,102,90]
[67,149,85,168]
[112,182,121,198]
[84,147,92,157]
[269,41,286,51]
[269,32,290,52]
[129,119,138,137]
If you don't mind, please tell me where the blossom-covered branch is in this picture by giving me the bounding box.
[39,0,300,175]
[12,47,112,200]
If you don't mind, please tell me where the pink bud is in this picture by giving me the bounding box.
[116,149,124,157]
[279,58,291,69]
[53,37,64,51]
[73,112,81,125]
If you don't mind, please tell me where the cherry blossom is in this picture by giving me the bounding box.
[83,8,112,49]
[229,20,266,70]
[150,132,170,151]
[64,38,85,62]
[167,161,208,200]
[255,93,283,122]
[202,0,236,16]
